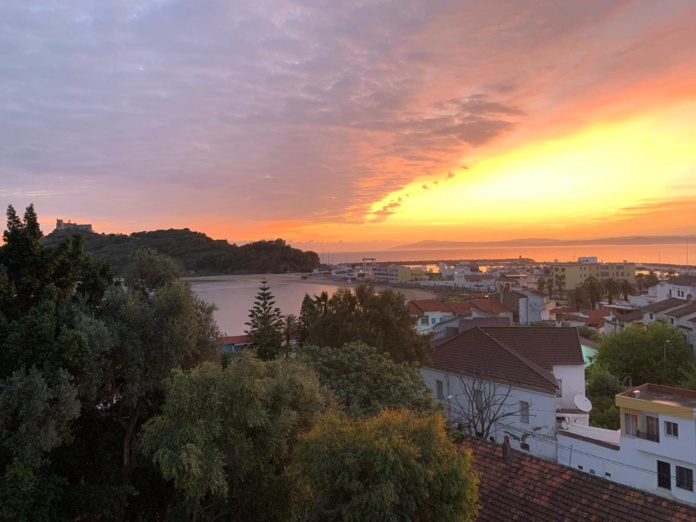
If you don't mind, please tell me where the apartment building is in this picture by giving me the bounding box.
[552,260,636,290]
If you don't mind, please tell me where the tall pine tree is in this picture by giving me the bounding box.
[245,279,283,360]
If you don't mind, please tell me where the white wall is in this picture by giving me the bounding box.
[420,367,558,461]
[553,364,586,410]
[558,414,696,506]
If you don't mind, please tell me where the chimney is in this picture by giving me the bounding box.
[502,436,513,463]
[632,390,641,399]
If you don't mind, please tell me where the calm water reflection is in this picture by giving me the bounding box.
[190,279,345,336]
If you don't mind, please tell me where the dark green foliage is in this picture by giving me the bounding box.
[0,205,221,521]
[141,357,331,521]
[293,409,479,522]
[594,322,695,386]
[567,286,590,311]
[42,227,320,276]
[585,364,623,429]
[302,284,432,365]
[296,342,436,417]
[245,280,284,360]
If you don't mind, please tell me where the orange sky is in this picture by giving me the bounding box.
[2,1,695,252]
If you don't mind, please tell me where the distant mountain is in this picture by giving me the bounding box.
[393,235,696,250]
[43,228,320,276]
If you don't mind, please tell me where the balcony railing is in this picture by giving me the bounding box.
[636,430,660,443]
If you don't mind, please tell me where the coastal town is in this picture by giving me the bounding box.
[223,255,696,516]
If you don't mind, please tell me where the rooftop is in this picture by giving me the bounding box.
[666,302,696,318]
[666,275,696,287]
[469,298,513,314]
[619,384,696,409]
[464,437,696,522]
[643,297,688,313]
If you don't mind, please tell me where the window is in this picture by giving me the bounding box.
[677,466,694,491]
[645,415,660,442]
[665,421,679,438]
[658,461,671,490]
[435,380,444,400]
[431,318,436,325]
[556,379,563,398]
[649,313,654,320]
[420,316,429,326]
[520,401,530,424]
[624,413,637,436]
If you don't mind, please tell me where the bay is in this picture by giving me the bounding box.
[190,277,346,337]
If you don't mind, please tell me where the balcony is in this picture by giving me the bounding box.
[636,430,660,443]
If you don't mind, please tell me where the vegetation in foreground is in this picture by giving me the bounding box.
[1,205,477,521]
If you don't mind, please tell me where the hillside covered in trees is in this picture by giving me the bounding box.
[43,227,320,276]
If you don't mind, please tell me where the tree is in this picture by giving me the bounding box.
[141,356,330,521]
[602,278,621,305]
[449,374,531,440]
[645,271,660,289]
[594,322,695,386]
[296,342,436,417]
[536,276,546,293]
[303,284,432,364]
[292,409,478,522]
[0,205,222,520]
[582,277,602,310]
[245,279,283,360]
[585,364,622,430]
[545,278,554,297]
[619,279,635,301]
[282,313,298,346]
[554,274,566,299]
[297,294,318,347]
[567,286,590,311]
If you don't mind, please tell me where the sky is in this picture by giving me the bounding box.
[1,0,695,251]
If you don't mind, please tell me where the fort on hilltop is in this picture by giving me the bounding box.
[55,219,93,233]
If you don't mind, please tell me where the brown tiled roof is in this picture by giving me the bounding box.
[408,299,454,315]
[615,309,644,322]
[457,317,512,332]
[470,299,513,314]
[480,327,584,369]
[220,335,249,345]
[666,302,696,318]
[447,301,474,315]
[666,275,696,286]
[429,328,558,393]
[643,297,688,313]
[464,438,696,522]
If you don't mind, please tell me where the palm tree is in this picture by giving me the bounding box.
[582,277,602,310]
[537,276,546,293]
[313,291,330,316]
[282,313,298,346]
[602,278,621,305]
[635,274,646,293]
[554,274,566,299]
[619,279,635,301]
[567,287,590,311]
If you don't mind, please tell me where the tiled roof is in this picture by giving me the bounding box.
[220,335,249,345]
[469,299,513,314]
[457,317,512,332]
[480,327,584,369]
[430,328,558,393]
[408,299,454,315]
[666,302,696,318]
[643,297,688,313]
[615,309,644,322]
[408,299,473,316]
[666,275,696,286]
[464,438,696,522]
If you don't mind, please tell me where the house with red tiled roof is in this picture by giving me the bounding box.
[498,289,553,324]
[656,274,696,302]
[420,326,585,461]
[432,316,511,341]
[468,298,514,322]
[408,299,472,334]
[465,437,696,520]
[220,335,250,353]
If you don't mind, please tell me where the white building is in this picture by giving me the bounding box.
[642,297,696,357]
[656,275,696,302]
[558,384,696,506]
[421,327,586,461]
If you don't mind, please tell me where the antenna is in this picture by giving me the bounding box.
[574,395,593,413]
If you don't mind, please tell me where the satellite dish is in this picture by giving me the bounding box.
[561,420,569,430]
[574,395,593,412]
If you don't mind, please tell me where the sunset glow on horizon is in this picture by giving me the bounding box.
[2,1,695,251]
